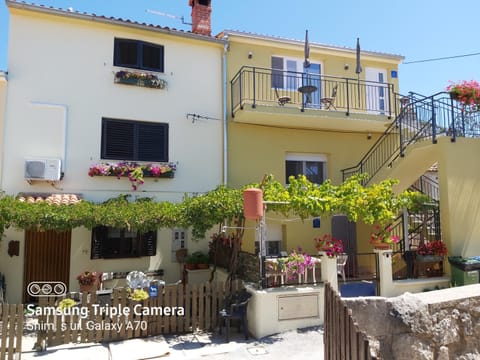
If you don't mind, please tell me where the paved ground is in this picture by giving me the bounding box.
[20,326,324,359]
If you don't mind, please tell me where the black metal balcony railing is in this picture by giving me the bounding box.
[230,66,396,117]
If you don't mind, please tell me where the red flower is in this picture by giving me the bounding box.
[417,240,447,256]
[314,234,344,258]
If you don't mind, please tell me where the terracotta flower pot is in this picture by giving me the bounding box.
[373,243,391,250]
[184,263,197,270]
[79,282,98,293]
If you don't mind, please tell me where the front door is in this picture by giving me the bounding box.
[23,230,71,302]
[365,67,389,115]
[332,215,357,277]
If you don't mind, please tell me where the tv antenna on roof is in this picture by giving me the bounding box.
[146,9,192,25]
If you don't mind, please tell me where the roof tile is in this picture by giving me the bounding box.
[17,193,82,205]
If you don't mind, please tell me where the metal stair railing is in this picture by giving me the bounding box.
[376,174,441,255]
[341,92,427,182]
[341,91,480,184]
[411,175,439,202]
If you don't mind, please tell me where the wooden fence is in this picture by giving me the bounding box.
[324,282,376,360]
[0,304,23,360]
[37,280,243,347]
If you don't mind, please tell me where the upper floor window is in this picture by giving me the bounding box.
[101,118,169,162]
[114,38,165,72]
[272,56,321,91]
[285,153,327,185]
[91,226,157,259]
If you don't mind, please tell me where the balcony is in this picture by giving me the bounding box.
[230,66,398,132]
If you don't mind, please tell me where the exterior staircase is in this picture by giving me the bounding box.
[341,91,480,277]
[342,91,480,187]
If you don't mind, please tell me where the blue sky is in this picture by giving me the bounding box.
[0,0,479,96]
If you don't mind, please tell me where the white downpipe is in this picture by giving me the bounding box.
[222,39,228,185]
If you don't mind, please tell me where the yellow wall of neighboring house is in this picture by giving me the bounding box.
[437,137,480,257]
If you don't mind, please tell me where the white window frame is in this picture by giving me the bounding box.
[272,56,323,92]
[285,153,327,185]
[255,222,283,256]
[172,228,187,262]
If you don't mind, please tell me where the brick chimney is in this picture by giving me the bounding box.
[189,0,211,36]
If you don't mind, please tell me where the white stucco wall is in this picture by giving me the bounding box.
[4,9,224,200]
[0,72,6,183]
[0,6,224,303]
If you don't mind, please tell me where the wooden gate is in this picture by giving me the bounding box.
[324,282,376,359]
[24,230,71,303]
[0,304,24,360]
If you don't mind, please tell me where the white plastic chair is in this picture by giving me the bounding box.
[337,253,348,282]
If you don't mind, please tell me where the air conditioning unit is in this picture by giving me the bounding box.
[24,158,62,181]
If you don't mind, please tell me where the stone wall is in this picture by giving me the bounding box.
[238,251,260,284]
[344,284,480,359]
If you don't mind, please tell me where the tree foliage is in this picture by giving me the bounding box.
[0,174,417,239]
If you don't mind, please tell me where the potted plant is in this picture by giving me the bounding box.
[281,248,314,283]
[416,240,447,262]
[196,252,210,269]
[446,80,480,107]
[57,298,76,312]
[184,254,198,270]
[314,234,344,258]
[369,225,400,250]
[128,288,149,302]
[77,271,99,293]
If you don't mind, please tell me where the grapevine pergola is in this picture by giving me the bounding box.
[0,174,419,239]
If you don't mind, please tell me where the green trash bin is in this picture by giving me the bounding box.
[448,256,480,286]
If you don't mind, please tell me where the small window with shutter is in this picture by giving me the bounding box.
[101,118,168,162]
[114,38,165,73]
[91,226,157,259]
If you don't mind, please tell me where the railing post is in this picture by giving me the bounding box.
[260,255,266,288]
[402,208,409,252]
[431,97,437,144]
[239,72,243,110]
[252,67,256,109]
[387,84,393,119]
[345,79,350,116]
[450,96,456,142]
[398,109,405,157]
